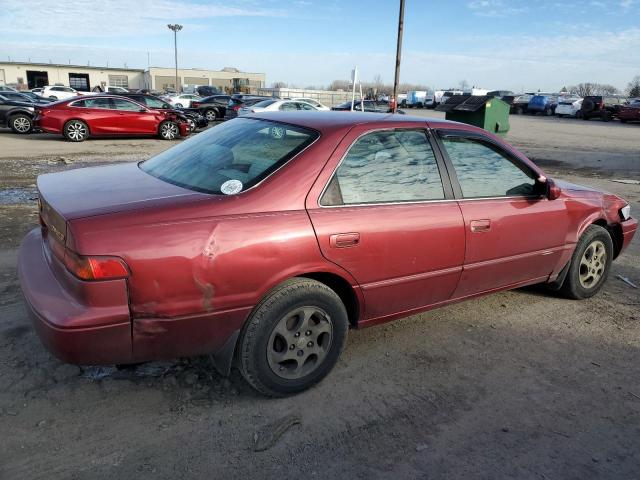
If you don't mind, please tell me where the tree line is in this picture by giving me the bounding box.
[271,75,640,97]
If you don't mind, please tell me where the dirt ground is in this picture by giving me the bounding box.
[0,115,639,479]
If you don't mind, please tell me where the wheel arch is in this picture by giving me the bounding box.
[590,218,623,259]
[296,271,361,327]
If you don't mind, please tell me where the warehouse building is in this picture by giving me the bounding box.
[0,62,265,93]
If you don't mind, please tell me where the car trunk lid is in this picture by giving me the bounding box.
[37,162,209,222]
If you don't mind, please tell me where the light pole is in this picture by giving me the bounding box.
[167,24,183,93]
[392,0,405,113]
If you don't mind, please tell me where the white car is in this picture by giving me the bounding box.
[166,94,201,108]
[291,98,330,110]
[556,96,583,117]
[41,85,81,100]
[238,99,318,116]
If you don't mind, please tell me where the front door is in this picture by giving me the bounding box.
[435,131,571,298]
[111,98,158,134]
[306,125,465,323]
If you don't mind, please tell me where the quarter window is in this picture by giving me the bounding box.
[441,136,537,198]
[321,130,445,206]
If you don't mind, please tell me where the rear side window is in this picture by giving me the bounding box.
[71,98,112,109]
[141,118,318,195]
[321,130,444,206]
[441,136,537,198]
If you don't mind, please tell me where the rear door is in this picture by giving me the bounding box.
[434,130,571,297]
[71,97,120,134]
[306,125,465,322]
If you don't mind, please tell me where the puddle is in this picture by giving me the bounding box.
[0,187,38,205]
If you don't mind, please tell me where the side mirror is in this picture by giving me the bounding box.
[539,175,561,200]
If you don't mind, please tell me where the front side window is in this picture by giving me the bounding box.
[441,136,537,198]
[142,96,169,108]
[279,102,299,111]
[141,118,318,195]
[113,98,143,111]
[321,130,444,206]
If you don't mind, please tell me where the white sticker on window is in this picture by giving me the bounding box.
[220,179,243,195]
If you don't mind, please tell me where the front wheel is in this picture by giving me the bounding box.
[10,114,33,134]
[158,120,179,140]
[238,278,349,397]
[560,225,613,299]
[63,120,89,142]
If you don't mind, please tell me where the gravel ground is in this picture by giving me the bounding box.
[0,115,638,479]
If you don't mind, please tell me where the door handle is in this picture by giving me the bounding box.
[330,233,360,248]
[470,219,491,233]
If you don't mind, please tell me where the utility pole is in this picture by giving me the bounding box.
[167,24,183,93]
[392,0,405,113]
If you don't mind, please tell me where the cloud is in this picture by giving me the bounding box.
[467,0,528,17]
[0,0,288,37]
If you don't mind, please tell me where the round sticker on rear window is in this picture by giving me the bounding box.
[220,179,243,195]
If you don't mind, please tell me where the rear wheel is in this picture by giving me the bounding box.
[10,114,33,134]
[186,117,196,132]
[158,120,179,140]
[560,225,613,299]
[63,120,88,142]
[204,109,217,121]
[174,103,183,108]
[238,278,349,397]
[575,110,583,119]
[544,107,553,116]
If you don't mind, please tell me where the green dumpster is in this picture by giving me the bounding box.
[436,95,510,136]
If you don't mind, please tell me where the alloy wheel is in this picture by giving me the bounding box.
[160,122,179,139]
[579,240,606,289]
[13,116,32,133]
[205,110,217,121]
[267,306,333,380]
[67,122,87,141]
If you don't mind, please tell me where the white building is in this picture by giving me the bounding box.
[0,62,265,93]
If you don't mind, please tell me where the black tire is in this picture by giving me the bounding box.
[602,111,611,122]
[238,278,349,397]
[559,225,613,300]
[620,118,627,123]
[186,117,196,132]
[175,103,183,108]
[204,109,218,121]
[575,110,583,119]
[63,119,89,142]
[10,114,33,134]
[544,107,553,116]
[158,120,179,140]
[582,99,595,113]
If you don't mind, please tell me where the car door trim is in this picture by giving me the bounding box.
[361,265,463,291]
[462,245,572,272]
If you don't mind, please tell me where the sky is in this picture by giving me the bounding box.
[0,0,639,92]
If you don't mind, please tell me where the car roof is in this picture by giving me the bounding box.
[249,111,478,135]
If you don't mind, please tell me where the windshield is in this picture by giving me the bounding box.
[140,118,318,195]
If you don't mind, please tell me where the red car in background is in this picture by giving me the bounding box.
[18,112,637,396]
[616,102,640,123]
[34,95,190,141]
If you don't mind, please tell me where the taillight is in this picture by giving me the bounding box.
[232,105,241,111]
[63,249,129,281]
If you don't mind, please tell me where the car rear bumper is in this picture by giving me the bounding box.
[620,218,638,255]
[18,228,133,364]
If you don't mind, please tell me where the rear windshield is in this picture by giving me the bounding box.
[140,118,318,195]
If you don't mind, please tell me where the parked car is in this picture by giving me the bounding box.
[510,94,532,114]
[105,92,208,131]
[224,95,273,121]
[0,85,18,92]
[331,99,399,113]
[195,86,220,97]
[487,90,515,98]
[555,96,583,118]
[41,85,82,100]
[18,112,637,396]
[291,98,330,110]
[34,95,190,142]
[0,91,52,104]
[91,85,130,94]
[166,94,202,109]
[0,94,36,134]
[615,104,640,123]
[239,99,318,116]
[580,95,628,121]
[527,94,558,115]
[30,88,44,95]
[190,95,231,121]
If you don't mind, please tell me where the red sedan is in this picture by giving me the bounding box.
[616,104,640,123]
[34,95,190,141]
[18,112,637,396]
